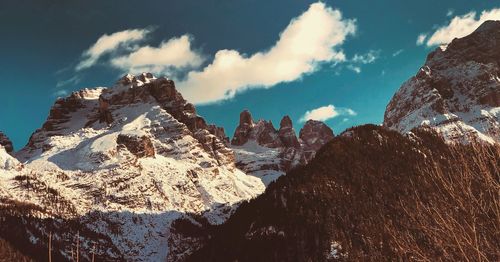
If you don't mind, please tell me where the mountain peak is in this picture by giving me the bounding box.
[384,20,500,144]
[239,109,254,126]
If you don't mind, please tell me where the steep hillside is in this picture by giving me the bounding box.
[187,125,500,261]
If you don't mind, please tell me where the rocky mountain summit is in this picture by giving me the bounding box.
[384,20,500,144]
[230,110,334,185]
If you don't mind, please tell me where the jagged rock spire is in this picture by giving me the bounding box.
[0,131,14,153]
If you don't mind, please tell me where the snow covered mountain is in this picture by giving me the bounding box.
[384,20,500,144]
[1,73,266,261]
[0,73,334,261]
[231,110,334,185]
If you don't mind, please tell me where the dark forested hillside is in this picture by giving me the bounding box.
[187,125,500,261]
[0,238,33,262]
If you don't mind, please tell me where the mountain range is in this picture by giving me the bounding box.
[0,20,499,261]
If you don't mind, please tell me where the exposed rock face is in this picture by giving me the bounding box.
[20,73,233,165]
[278,116,300,148]
[384,20,500,144]
[8,73,265,261]
[300,120,335,159]
[231,110,282,147]
[116,134,155,158]
[230,110,334,185]
[0,132,13,154]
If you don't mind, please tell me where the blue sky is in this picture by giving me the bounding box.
[1,0,499,149]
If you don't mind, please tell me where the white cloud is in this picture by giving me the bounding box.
[416,33,427,46]
[76,28,151,71]
[177,2,356,104]
[299,104,356,122]
[392,49,404,57]
[110,35,205,74]
[424,8,500,46]
[351,50,379,64]
[347,65,361,74]
[446,9,454,17]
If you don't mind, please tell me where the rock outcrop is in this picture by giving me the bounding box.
[384,20,500,144]
[300,120,335,159]
[230,110,334,185]
[116,133,155,158]
[0,132,13,154]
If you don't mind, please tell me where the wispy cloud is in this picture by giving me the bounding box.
[76,28,151,71]
[347,65,361,74]
[299,104,356,123]
[345,49,380,74]
[392,49,404,57]
[416,33,427,46]
[56,75,81,88]
[351,50,380,64]
[418,8,500,46]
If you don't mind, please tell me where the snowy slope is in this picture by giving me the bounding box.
[384,20,500,144]
[3,73,265,261]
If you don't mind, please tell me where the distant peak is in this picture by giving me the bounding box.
[239,110,254,126]
[279,115,293,129]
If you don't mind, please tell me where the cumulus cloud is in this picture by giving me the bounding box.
[76,28,151,71]
[416,33,427,46]
[110,35,205,74]
[177,2,356,104]
[299,104,356,123]
[422,8,500,46]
